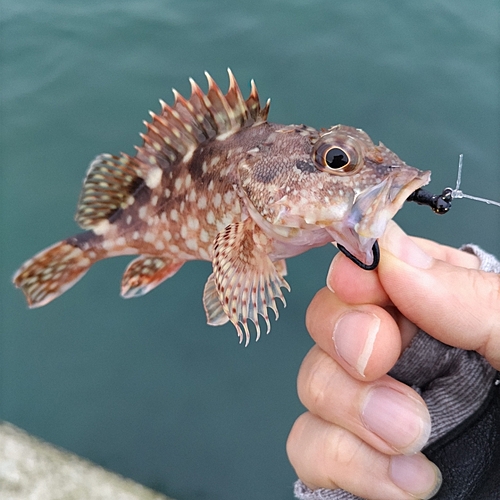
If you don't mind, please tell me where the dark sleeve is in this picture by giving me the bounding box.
[294,244,500,500]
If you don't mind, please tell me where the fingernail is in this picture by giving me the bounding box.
[326,253,341,293]
[361,386,431,454]
[390,454,442,499]
[333,311,380,377]
[382,222,433,269]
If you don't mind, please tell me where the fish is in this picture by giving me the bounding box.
[13,69,431,345]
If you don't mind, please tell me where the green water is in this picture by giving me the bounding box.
[1,1,499,499]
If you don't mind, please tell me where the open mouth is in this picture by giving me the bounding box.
[326,168,431,267]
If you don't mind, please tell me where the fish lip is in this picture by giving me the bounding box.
[352,168,431,238]
[388,169,432,213]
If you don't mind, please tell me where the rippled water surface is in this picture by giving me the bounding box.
[1,1,499,498]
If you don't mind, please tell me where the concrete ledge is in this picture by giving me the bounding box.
[0,421,175,500]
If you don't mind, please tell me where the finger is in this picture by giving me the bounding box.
[378,221,500,369]
[327,251,391,306]
[287,412,441,500]
[297,345,431,456]
[327,233,479,307]
[306,288,406,379]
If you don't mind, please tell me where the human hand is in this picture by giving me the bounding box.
[287,221,499,499]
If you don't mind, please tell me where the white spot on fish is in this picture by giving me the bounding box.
[144,232,155,243]
[126,215,132,225]
[200,229,210,243]
[208,180,214,191]
[216,130,236,141]
[169,244,179,253]
[116,237,126,246]
[175,177,183,191]
[102,240,114,251]
[222,213,233,227]
[151,195,159,207]
[223,191,233,205]
[155,240,165,251]
[93,220,110,235]
[187,216,199,230]
[213,193,222,208]
[199,247,210,260]
[185,174,192,188]
[233,198,241,213]
[182,149,194,163]
[186,239,198,251]
[180,225,188,238]
[163,230,172,241]
[206,211,215,225]
[138,206,148,220]
[170,209,178,222]
[164,188,171,198]
[197,195,207,209]
[145,167,162,189]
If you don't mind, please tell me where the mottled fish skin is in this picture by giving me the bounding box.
[13,69,431,345]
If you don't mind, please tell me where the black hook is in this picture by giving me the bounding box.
[406,187,453,214]
[337,241,380,271]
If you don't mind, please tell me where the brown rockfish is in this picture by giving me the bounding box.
[13,70,430,345]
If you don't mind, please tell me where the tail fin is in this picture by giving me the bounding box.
[13,240,95,308]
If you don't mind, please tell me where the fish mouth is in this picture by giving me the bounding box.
[327,168,431,266]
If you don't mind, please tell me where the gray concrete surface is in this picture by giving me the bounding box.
[0,422,175,500]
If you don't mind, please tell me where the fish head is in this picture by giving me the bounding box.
[238,124,431,266]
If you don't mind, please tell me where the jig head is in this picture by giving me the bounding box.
[406,187,453,214]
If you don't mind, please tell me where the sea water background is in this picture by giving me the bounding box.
[1,1,499,498]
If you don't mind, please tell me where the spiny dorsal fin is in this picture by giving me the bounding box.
[75,153,144,229]
[76,70,269,230]
[135,68,270,168]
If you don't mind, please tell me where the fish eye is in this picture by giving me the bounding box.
[314,143,360,174]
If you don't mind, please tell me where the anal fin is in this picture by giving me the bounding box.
[121,256,184,298]
[211,218,290,345]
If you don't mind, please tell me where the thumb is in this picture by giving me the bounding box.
[378,222,500,370]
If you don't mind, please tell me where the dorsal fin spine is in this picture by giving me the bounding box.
[76,71,269,230]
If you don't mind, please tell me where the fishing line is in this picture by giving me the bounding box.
[451,154,500,208]
[407,154,500,213]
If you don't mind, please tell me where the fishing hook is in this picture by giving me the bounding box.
[337,241,380,271]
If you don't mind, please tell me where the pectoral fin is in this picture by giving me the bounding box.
[121,256,184,298]
[209,218,290,345]
[203,273,230,326]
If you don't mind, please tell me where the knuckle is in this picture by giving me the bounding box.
[298,349,340,413]
[326,426,363,468]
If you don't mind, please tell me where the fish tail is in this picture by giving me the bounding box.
[13,233,98,308]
